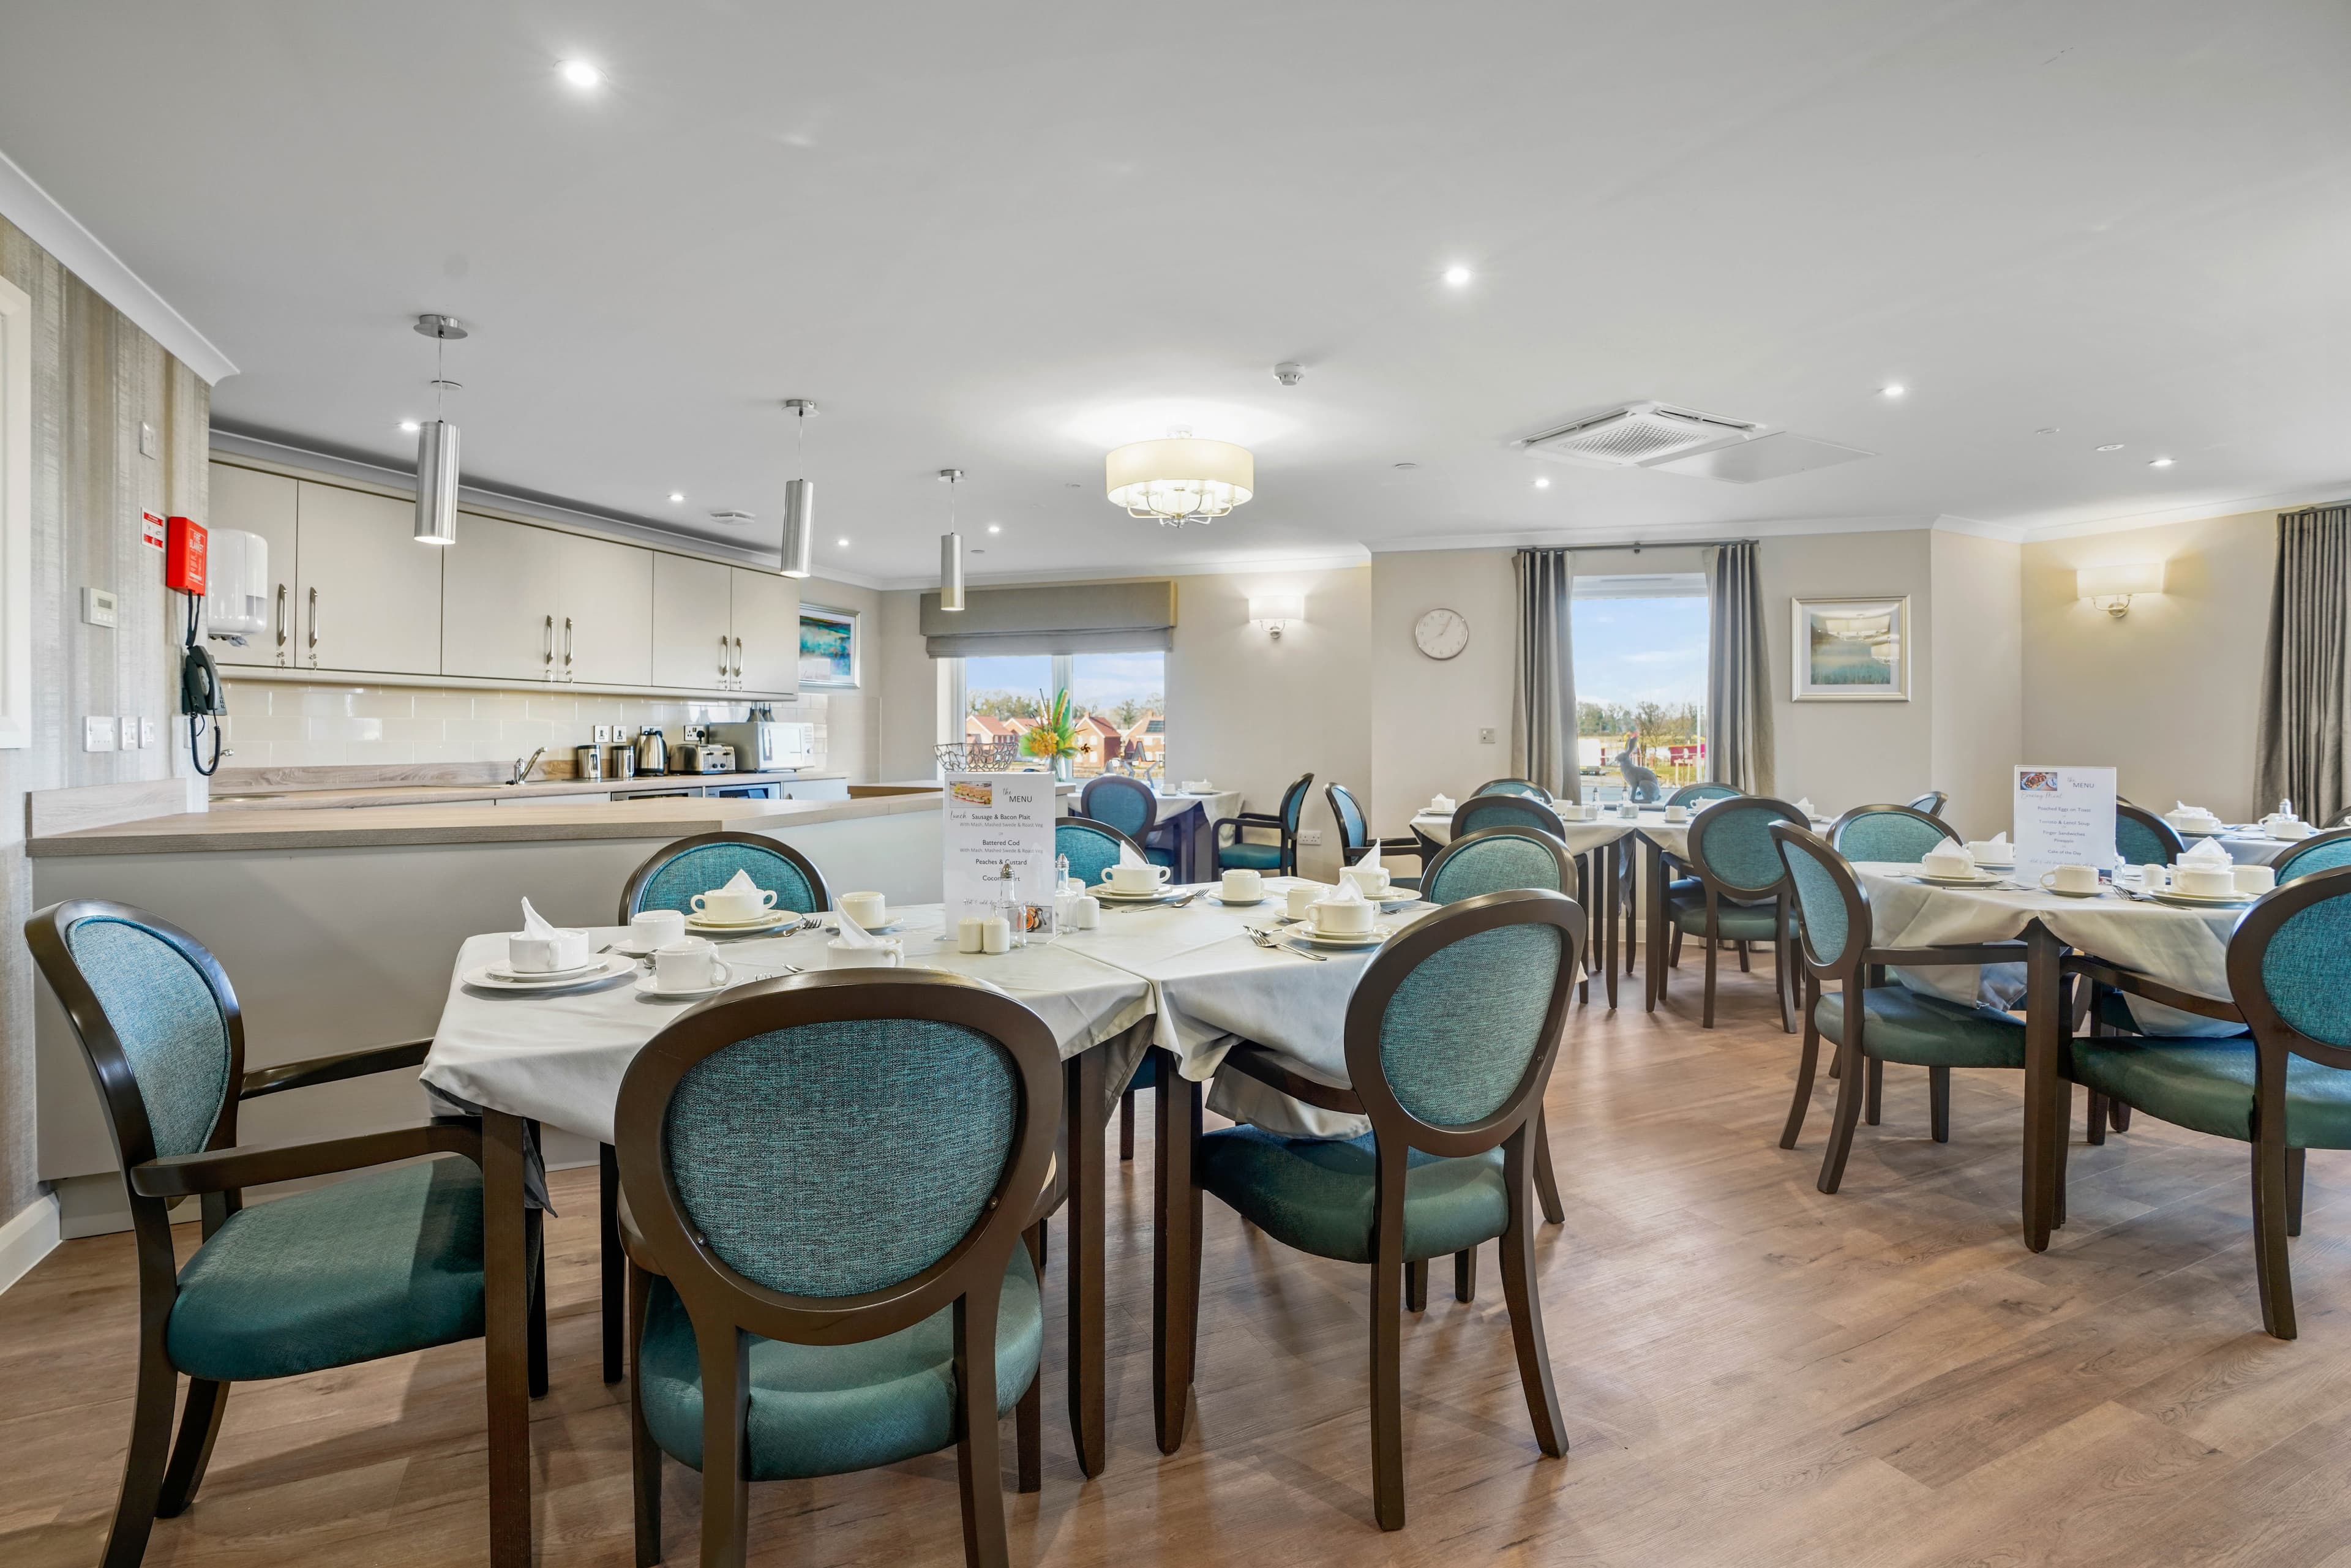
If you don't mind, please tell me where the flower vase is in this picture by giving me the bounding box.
[1052,754,1073,783]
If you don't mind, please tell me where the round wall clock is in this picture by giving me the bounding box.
[1413,607,1469,661]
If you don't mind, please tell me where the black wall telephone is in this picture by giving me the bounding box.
[181,595,224,775]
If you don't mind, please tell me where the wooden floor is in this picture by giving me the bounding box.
[9,958,2351,1567]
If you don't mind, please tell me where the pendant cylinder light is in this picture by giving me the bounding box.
[778,399,817,577]
[937,468,966,611]
[414,419,459,544]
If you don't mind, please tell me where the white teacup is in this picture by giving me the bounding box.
[1311,896,1375,936]
[1220,869,1264,902]
[629,909,686,951]
[2174,865,2238,898]
[1662,804,1689,824]
[2233,864,2278,897]
[1286,882,1325,920]
[2041,864,2101,895]
[1343,865,1392,900]
[1560,802,1595,823]
[839,890,888,928]
[509,926,590,973]
[1108,862,1172,895]
[2136,862,2169,891]
[654,937,719,991]
[692,885,777,923]
[826,937,904,969]
[2271,819,2314,841]
[1617,801,1641,819]
[1965,841,2012,865]
[1921,847,1975,879]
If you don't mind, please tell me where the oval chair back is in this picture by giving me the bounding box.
[1907,790,1949,817]
[1326,781,1378,857]
[613,969,1060,1558]
[1079,774,1158,842]
[1678,796,1805,1030]
[1057,817,1147,888]
[621,831,831,922]
[1768,823,1870,979]
[1449,792,1568,842]
[2273,826,2351,883]
[1275,772,1314,834]
[1471,778,1553,804]
[2116,803,2188,867]
[1828,803,1959,864]
[1667,782,1742,808]
[1213,772,1313,877]
[1422,825,1575,904]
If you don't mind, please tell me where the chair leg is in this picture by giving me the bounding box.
[696,1325,752,1567]
[601,1143,623,1384]
[102,1343,179,1568]
[1929,1066,1951,1144]
[1736,939,1751,973]
[1817,1041,1865,1195]
[1775,920,1797,1035]
[1534,1111,1565,1225]
[1455,1247,1477,1303]
[1406,1258,1428,1313]
[1120,1084,1136,1162]
[2110,1100,2132,1131]
[628,1263,662,1568]
[2289,1146,2306,1239]
[1018,1225,1044,1495]
[1864,1056,1883,1127]
[154,1378,230,1518]
[527,1215,550,1400]
[1369,1246,1408,1531]
[1500,1131,1567,1461]
[1780,985,1821,1150]
[2087,1090,2109,1146]
[1701,924,1719,1029]
[1671,926,1684,967]
[2252,1138,2298,1340]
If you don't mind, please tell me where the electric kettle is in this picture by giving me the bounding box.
[633,727,668,776]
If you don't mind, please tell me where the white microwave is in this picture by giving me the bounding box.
[705,721,816,771]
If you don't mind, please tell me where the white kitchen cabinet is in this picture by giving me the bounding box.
[294,481,443,675]
[206,462,299,668]
[651,553,733,692]
[440,512,562,681]
[729,567,800,694]
[781,777,849,800]
[557,534,653,687]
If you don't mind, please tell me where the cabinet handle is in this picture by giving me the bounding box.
[306,586,319,667]
[563,616,574,680]
[275,583,288,664]
[733,636,744,681]
[719,634,730,683]
[544,614,555,676]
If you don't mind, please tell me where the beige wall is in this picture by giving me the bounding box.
[1929,530,2024,839]
[1368,549,1516,831]
[0,216,210,1225]
[873,587,940,782]
[2021,508,2279,821]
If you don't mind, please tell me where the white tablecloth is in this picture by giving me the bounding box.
[1157,789,1243,828]
[2214,831,2303,867]
[1411,807,1831,862]
[1851,863,2245,1037]
[424,909,1154,1146]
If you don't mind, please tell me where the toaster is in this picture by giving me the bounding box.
[672,743,736,775]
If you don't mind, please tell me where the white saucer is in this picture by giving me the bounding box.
[1291,924,1390,948]
[634,962,734,1000]
[2172,823,2227,838]
[1206,893,1266,907]
[1914,871,2004,887]
[2145,888,2254,909]
[2041,885,2108,899]
[484,955,605,982]
[1090,884,1181,903]
[465,953,634,991]
[684,910,802,936]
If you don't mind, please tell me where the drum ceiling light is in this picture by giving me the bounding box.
[1104,428,1254,527]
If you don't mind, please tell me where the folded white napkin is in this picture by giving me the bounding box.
[1117,841,1148,869]
[1967,832,2011,861]
[833,906,878,947]
[1428,793,1456,814]
[1321,877,1368,907]
[1182,778,1213,792]
[2178,836,2231,868]
[1357,839,1382,873]
[1793,798,1818,820]
[520,897,558,938]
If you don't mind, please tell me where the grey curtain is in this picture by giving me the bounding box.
[1510,549,1577,800]
[2254,506,2351,827]
[1706,541,1774,793]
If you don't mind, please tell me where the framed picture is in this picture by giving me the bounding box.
[1790,595,1910,701]
[798,604,861,688]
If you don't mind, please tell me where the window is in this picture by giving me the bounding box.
[1572,573,1708,792]
[948,650,1168,779]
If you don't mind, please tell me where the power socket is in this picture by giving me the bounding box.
[83,716,119,752]
[593,724,613,744]
[1298,828,1324,847]
[1479,727,1498,745]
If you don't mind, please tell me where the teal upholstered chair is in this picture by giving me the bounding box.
[1080,774,1174,868]
[1829,803,1960,865]
[1160,889,1584,1529]
[1907,790,1949,817]
[1667,781,1742,808]
[1057,817,1149,889]
[2065,867,2351,1338]
[2116,802,2188,866]
[2273,827,2351,883]
[26,900,509,1568]
[602,831,834,1382]
[1213,771,1313,876]
[1472,776,1554,803]
[1449,790,1569,843]
[1769,825,2030,1190]
[616,970,1059,1566]
[1668,797,1804,1031]
[1327,781,1426,890]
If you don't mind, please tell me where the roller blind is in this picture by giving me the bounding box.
[921,580,1176,656]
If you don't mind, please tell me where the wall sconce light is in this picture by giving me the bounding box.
[2076,562,2164,619]
[1248,594,1305,640]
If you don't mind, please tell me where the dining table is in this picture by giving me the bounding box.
[1408,808,1637,1007]
[1148,787,1243,880]
[421,880,1439,1562]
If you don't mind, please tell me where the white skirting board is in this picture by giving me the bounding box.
[0,1192,61,1297]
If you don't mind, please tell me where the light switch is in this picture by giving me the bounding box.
[1479,727,1498,745]
[83,716,118,752]
[118,717,140,750]
[139,421,159,458]
[141,717,157,747]
[593,724,612,744]
[81,587,118,628]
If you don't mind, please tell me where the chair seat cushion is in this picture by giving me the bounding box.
[1813,987,2027,1070]
[2069,1037,2351,1148]
[1197,1127,1508,1265]
[638,1245,1043,1481]
[2092,988,2249,1038]
[1217,839,1284,871]
[167,1155,485,1382]
[1670,900,1783,940]
[1146,847,1176,869]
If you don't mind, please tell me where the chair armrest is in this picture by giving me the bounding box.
[129,1117,482,1198]
[1373,835,1426,868]
[1212,813,1283,843]
[1217,1042,1363,1116]
[2064,956,2246,1024]
[239,1039,432,1101]
[1862,943,2031,968]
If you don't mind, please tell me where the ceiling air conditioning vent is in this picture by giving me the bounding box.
[1523,402,1761,468]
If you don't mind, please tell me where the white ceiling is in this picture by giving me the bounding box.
[3,0,2348,584]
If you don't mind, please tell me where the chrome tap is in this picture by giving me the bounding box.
[509,746,546,786]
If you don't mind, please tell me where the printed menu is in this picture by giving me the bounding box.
[942,773,1057,926]
[2011,766,2118,882]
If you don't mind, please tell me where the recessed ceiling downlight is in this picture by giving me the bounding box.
[2149,457,2175,468]
[1442,266,1472,286]
[2096,443,2125,452]
[559,59,602,88]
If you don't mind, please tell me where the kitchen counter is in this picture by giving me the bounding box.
[207,770,847,810]
[29,783,937,857]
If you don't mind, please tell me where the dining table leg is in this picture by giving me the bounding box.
[2020,921,2068,1253]
[1063,1048,1108,1477]
[480,1109,534,1568]
[1602,844,1620,1010]
[1152,1047,1202,1454]
[1644,835,1667,1013]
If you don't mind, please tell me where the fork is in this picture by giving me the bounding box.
[1246,926,1327,961]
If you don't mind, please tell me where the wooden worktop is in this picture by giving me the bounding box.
[206,770,847,810]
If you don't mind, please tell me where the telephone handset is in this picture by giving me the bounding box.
[181,643,225,717]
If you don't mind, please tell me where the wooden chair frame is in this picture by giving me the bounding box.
[614,969,1062,1567]
[1766,827,2030,1187]
[1212,771,1313,877]
[1826,802,1961,861]
[1676,796,1805,1033]
[25,899,510,1568]
[2271,825,2351,883]
[1327,781,1427,877]
[1906,790,1949,817]
[1157,889,1584,1530]
[1448,792,1570,843]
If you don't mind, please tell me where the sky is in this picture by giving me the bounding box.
[966,652,1166,711]
[1571,595,1709,709]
